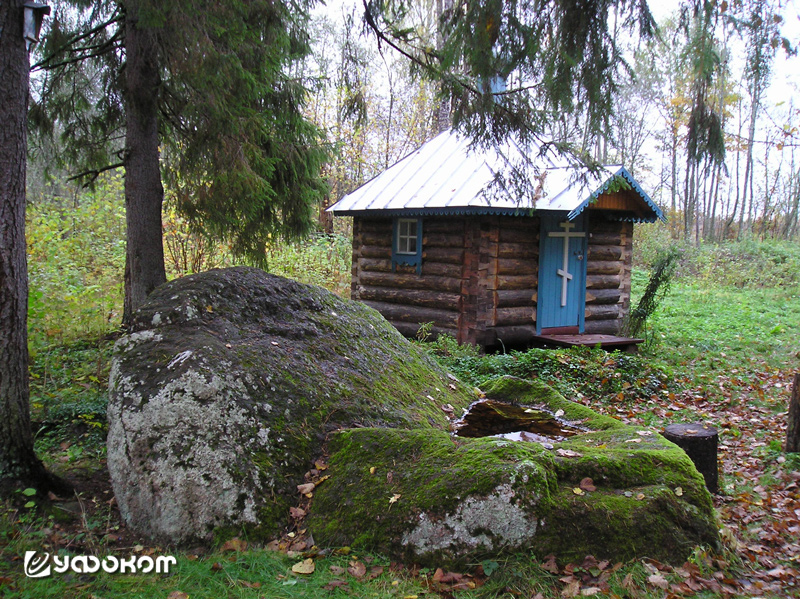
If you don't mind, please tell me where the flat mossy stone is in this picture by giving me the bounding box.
[107,267,476,544]
[310,376,720,565]
[309,427,557,565]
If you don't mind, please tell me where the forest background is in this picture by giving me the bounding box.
[3,0,800,596]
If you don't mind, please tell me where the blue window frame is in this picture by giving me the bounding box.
[392,218,423,274]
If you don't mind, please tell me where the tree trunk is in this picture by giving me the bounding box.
[0,1,70,494]
[785,373,800,453]
[663,423,719,494]
[122,1,167,326]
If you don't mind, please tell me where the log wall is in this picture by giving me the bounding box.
[583,216,633,335]
[352,213,633,347]
[351,218,465,339]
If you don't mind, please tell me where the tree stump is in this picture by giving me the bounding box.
[663,423,719,494]
[786,373,800,453]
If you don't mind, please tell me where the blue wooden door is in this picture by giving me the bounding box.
[537,213,587,332]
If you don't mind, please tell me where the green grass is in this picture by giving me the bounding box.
[4,237,800,598]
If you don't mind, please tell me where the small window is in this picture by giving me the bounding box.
[396,219,418,254]
[392,218,422,274]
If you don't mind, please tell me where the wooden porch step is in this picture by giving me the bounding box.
[531,333,644,352]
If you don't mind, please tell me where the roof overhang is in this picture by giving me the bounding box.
[328,130,665,224]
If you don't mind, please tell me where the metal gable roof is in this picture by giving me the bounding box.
[328,129,665,223]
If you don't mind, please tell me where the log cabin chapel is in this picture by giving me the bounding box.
[328,129,665,351]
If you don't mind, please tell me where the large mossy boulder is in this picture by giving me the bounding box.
[309,376,720,565]
[107,267,476,544]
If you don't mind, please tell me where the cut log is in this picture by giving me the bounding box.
[586,260,623,275]
[497,258,537,276]
[785,373,800,453]
[585,304,622,321]
[359,271,461,293]
[585,288,622,305]
[497,289,535,308]
[423,233,463,248]
[499,227,539,244]
[422,262,462,278]
[422,247,464,264]
[496,273,538,290]
[495,306,535,326]
[357,286,461,310]
[361,245,392,259]
[587,245,623,261]
[362,300,459,328]
[663,423,719,494]
[586,274,621,289]
[498,242,538,259]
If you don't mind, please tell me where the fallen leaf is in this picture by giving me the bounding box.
[561,579,581,598]
[289,506,306,519]
[648,573,669,589]
[291,558,315,575]
[580,477,597,492]
[238,580,261,589]
[389,493,401,505]
[210,562,224,572]
[369,466,376,474]
[625,438,642,444]
[581,588,602,596]
[674,487,684,497]
[167,593,189,599]
[573,488,585,496]
[348,561,367,578]
[296,482,315,495]
[314,459,327,471]
[323,580,349,590]
[368,566,385,580]
[542,555,560,574]
[636,493,646,501]
[556,449,583,458]
[220,538,247,552]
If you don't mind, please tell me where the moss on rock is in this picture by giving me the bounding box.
[309,427,556,564]
[107,267,475,544]
[310,376,720,565]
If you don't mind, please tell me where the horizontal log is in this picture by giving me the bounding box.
[423,246,464,264]
[496,306,536,326]
[357,286,461,310]
[588,232,623,245]
[583,320,622,335]
[587,245,623,261]
[499,228,539,244]
[585,304,623,321]
[493,325,538,345]
[496,274,538,290]
[423,233,463,248]
[588,219,625,234]
[497,289,535,308]
[586,274,621,290]
[363,301,459,328]
[422,262,462,278]
[359,271,461,293]
[586,260,623,275]
[585,288,622,305]
[497,258,537,276]
[391,320,457,340]
[359,258,392,272]
[498,242,539,260]
[424,219,466,234]
[361,245,391,259]
[361,231,392,246]
[358,219,392,234]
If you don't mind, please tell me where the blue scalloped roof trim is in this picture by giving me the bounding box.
[567,167,666,223]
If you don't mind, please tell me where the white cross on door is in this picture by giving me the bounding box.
[547,221,586,307]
